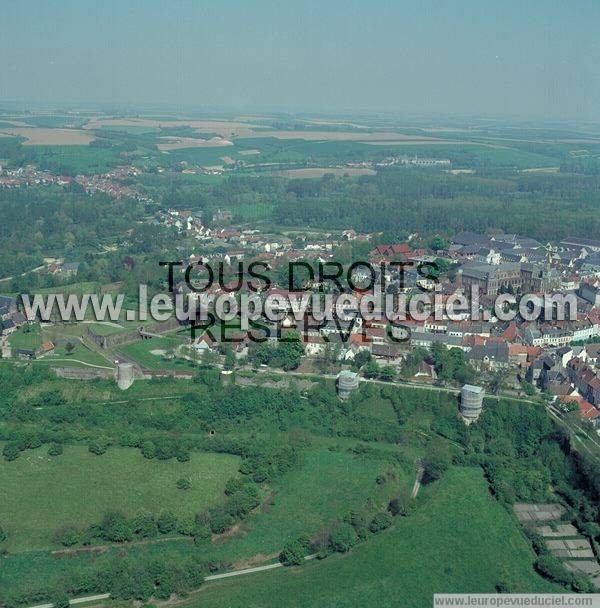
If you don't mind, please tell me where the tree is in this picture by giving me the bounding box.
[369,512,393,533]
[378,365,396,382]
[423,444,451,483]
[132,514,158,539]
[2,442,21,461]
[157,511,178,534]
[521,381,536,396]
[352,350,371,370]
[430,235,448,251]
[100,511,133,542]
[54,525,81,547]
[329,522,358,553]
[65,341,75,356]
[48,442,63,456]
[280,535,311,565]
[488,369,509,395]
[363,359,381,379]
[0,525,6,542]
[50,592,70,608]
[388,487,412,517]
[88,437,109,455]
[223,346,236,370]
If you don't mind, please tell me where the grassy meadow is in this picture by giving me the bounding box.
[0,445,239,551]
[184,467,559,608]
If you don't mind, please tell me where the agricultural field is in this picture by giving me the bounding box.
[185,468,559,608]
[0,128,94,146]
[0,444,239,551]
[22,145,123,174]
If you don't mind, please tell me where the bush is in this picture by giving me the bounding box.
[422,445,451,483]
[53,525,81,547]
[343,510,368,540]
[100,511,133,542]
[193,524,211,543]
[177,517,196,536]
[535,555,576,587]
[48,442,63,456]
[50,592,70,608]
[369,512,393,533]
[280,535,312,566]
[132,514,158,538]
[329,522,358,553]
[208,510,235,534]
[88,437,109,455]
[224,477,245,496]
[388,489,412,517]
[3,442,22,461]
[157,511,178,534]
[140,440,156,459]
[176,477,191,490]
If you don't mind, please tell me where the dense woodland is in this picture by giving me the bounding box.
[158,169,600,242]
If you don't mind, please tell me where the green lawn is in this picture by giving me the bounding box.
[185,467,558,608]
[118,336,192,370]
[34,342,113,368]
[85,322,131,336]
[0,445,239,551]
[8,324,42,350]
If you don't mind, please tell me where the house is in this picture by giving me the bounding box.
[508,344,542,368]
[584,343,600,367]
[451,232,492,248]
[579,283,600,307]
[302,335,326,357]
[371,243,414,260]
[414,360,437,380]
[371,342,401,362]
[560,395,600,427]
[38,341,55,356]
[49,262,80,277]
[460,263,522,297]
[1,319,17,335]
[566,358,600,407]
[467,342,510,370]
[0,295,17,320]
[561,237,600,253]
[474,248,502,265]
[193,333,215,355]
[410,331,464,350]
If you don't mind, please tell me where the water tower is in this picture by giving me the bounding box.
[337,370,359,400]
[460,384,484,423]
[116,362,135,390]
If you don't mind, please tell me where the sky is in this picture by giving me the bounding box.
[2,0,600,121]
